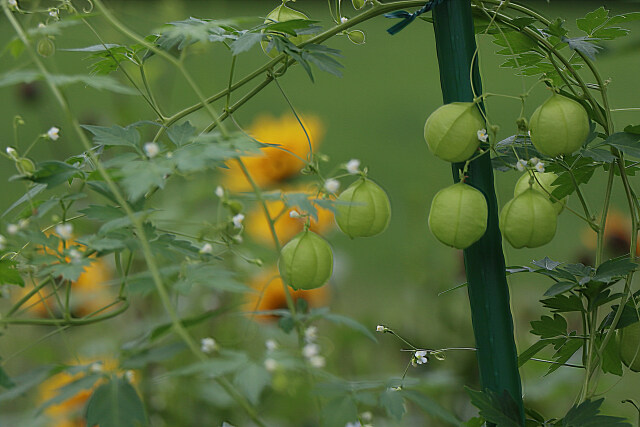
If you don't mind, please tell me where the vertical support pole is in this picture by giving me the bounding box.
[431,0,524,423]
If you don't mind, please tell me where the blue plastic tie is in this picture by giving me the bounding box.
[384,0,448,35]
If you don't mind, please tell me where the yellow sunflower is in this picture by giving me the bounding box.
[245,266,329,322]
[222,114,324,191]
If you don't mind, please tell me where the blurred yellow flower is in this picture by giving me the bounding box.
[13,242,114,318]
[222,114,324,191]
[581,208,639,256]
[245,196,334,247]
[245,266,329,322]
[37,358,124,426]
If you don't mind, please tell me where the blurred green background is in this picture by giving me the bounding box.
[1,0,640,425]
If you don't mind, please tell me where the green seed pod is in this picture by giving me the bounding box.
[500,189,557,249]
[347,30,365,44]
[620,322,640,372]
[15,157,36,176]
[352,0,366,9]
[278,230,333,290]
[529,94,590,157]
[424,102,484,163]
[36,37,55,57]
[261,4,310,58]
[428,182,488,249]
[514,171,566,215]
[335,177,391,238]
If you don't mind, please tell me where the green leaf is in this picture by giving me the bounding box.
[561,398,631,426]
[0,71,135,94]
[518,339,557,367]
[167,351,248,378]
[0,366,56,402]
[2,184,47,218]
[601,302,639,330]
[544,281,578,297]
[598,132,640,158]
[30,161,82,188]
[121,342,186,370]
[230,31,264,55]
[0,260,24,287]
[316,311,377,342]
[38,373,102,414]
[380,388,406,421]
[532,257,561,270]
[593,257,637,282]
[322,396,359,427]
[531,314,568,339]
[401,389,461,426]
[80,204,126,222]
[542,294,585,313]
[547,337,583,375]
[466,387,523,427]
[150,308,230,342]
[599,334,623,376]
[42,259,92,282]
[85,376,148,427]
[167,122,196,147]
[173,264,249,295]
[81,124,141,148]
[0,366,15,389]
[121,160,172,201]
[233,363,270,405]
[577,7,609,34]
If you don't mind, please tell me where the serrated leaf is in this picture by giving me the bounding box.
[323,396,359,427]
[230,31,263,55]
[167,121,196,147]
[561,398,631,426]
[547,337,583,375]
[598,132,640,158]
[85,377,147,427]
[466,388,523,427]
[531,314,568,339]
[593,257,637,282]
[577,7,609,35]
[542,294,585,313]
[233,363,270,405]
[401,389,460,426]
[81,124,141,148]
[173,264,248,295]
[121,160,172,201]
[532,257,562,270]
[380,389,405,421]
[0,260,24,287]
[30,161,82,188]
[544,281,578,297]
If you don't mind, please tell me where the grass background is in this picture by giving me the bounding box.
[1,0,640,425]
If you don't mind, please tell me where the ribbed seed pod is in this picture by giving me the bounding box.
[514,171,565,215]
[278,230,333,290]
[335,177,391,238]
[500,189,557,249]
[424,102,485,163]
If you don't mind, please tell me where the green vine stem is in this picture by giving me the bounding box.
[2,5,266,426]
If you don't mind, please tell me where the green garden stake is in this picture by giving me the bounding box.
[432,0,525,423]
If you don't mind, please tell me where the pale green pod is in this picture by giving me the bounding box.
[424,102,485,163]
[514,171,566,215]
[428,182,488,249]
[336,178,391,238]
[278,230,333,290]
[500,189,557,249]
[529,94,590,157]
[261,4,310,58]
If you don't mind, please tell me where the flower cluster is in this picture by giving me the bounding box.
[515,157,544,173]
[302,326,325,368]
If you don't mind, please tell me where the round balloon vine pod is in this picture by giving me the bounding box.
[335,177,391,238]
[428,182,488,249]
[278,230,333,290]
[529,93,590,157]
[500,189,557,249]
[424,102,485,163]
[514,171,566,215]
[620,321,640,372]
[261,4,310,58]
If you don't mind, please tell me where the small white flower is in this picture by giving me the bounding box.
[8,0,17,8]
[6,147,17,159]
[516,159,527,172]
[413,350,428,365]
[324,178,340,193]
[46,126,60,141]
[529,157,540,166]
[535,161,545,173]
[201,337,217,354]
[361,412,373,422]
[7,224,19,235]
[340,17,348,24]
[48,9,58,18]
[69,248,82,262]
[215,186,224,198]
[90,362,104,373]
[144,142,159,158]
[302,343,320,358]
[264,358,278,372]
[55,223,73,240]
[346,159,361,174]
[199,243,213,254]
[0,235,6,250]
[477,129,488,143]
[376,325,386,332]
[265,340,278,352]
[17,218,29,229]
[289,210,301,219]
[232,213,245,229]
[304,326,317,343]
[309,355,326,368]
[124,370,135,383]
